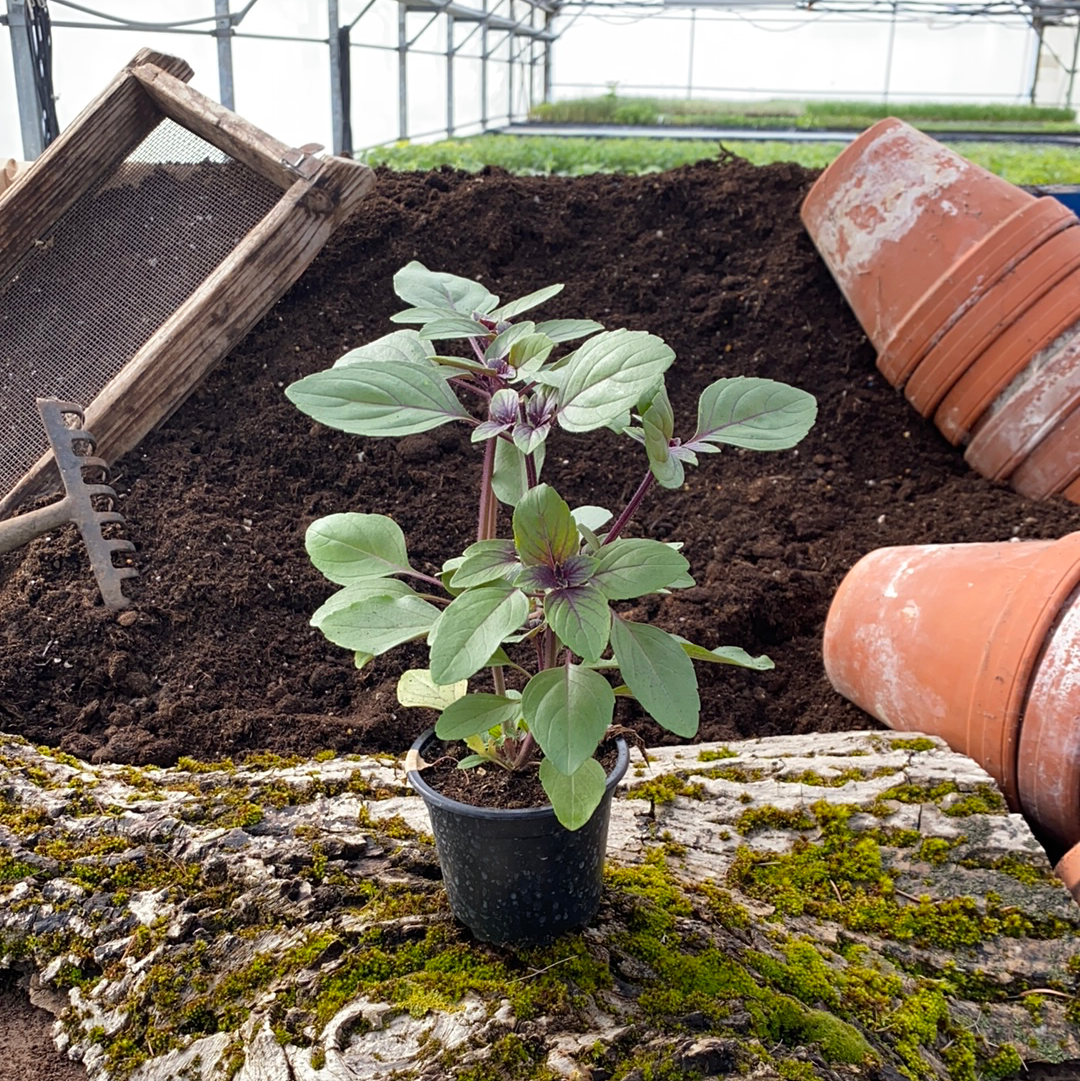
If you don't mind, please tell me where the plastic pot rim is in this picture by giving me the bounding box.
[406,727,630,823]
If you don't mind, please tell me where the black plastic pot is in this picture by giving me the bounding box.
[406,728,630,946]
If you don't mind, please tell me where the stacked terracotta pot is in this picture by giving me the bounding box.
[802,118,1080,502]
[823,534,1080,858]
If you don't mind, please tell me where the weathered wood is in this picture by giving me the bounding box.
[0,50,191,282]
[0,155,376,517]
[131,62,299,192]
[1,731,1076,1081]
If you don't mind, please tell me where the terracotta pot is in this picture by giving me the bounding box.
[1009,404,1080,500]
[878,196,1077,389]
[1062,473,1080,505]
[902,223,1080,418]
[823,534,1080,809]
[959,313,1080,473]
[800,118,1036,360]
[1018,588,1080,851]
[1054,842,1080,903]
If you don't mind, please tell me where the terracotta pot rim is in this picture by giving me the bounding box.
[877,196,1076,388]
[903,224,1080,418]
[1018,584,1080,851]
[973,531,1080,809]
[1054,841,1080,903]
[963,314,1080,477]
[938,272,1080,449]
[1010,403,1080,500]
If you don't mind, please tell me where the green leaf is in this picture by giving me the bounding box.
[644,407,684,489]
[513,484,579,568]
[545,585,611,663]
[557,330,675,433]
[690,377,817,451]
[305,513,415,585]
[641,388,686,489]
[333,329,433,368]
[674,639,775,670]
[435,693,523,740]
[286,360,469,437]
[489,284,564,322]
[312,590,442,655]
[510,334,556,375]
[485,321,536,361]
[491,439,544,507]
[311,578,417,627]
[539,757,606,831]
[592,539,690,600]
[397,669,468,710]
[393,261,498,317]
[521,665,614,776]
[534,318,604,343]
[418,314,490,341]
[429,585,530,683]
[451,539,521,588]
[457,754,489,769]
[571,506,612,534]
[610,616,699,737]
[644,386,674,440]
[354,651,375,670]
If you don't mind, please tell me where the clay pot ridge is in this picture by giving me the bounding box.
[966,320,1080,480]
[877,196,1077,389]
[1019,587,1080,852]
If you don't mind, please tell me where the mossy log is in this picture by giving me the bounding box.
[1,730,1078,1081]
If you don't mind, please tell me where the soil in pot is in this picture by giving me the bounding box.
[2,159,1080,770]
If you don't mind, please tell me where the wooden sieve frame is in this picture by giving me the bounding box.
[0,48,375,518]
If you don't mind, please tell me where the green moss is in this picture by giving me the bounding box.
[696,748,737,762]
[777,1060,817,1081]
[0,853,38,884]
[886,987,950,1079]
[728,801,1069,949]
[735,806,818,835]
[767,1000,873,1064]
[889,738,938,752]
[983,1043,1023,1081]
[917,837,963,865]
[942,787,1008,817]
[626,774,705,805]
[780,766,897,788]
[958,854,1058,887]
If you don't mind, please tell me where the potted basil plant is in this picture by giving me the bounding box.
[287,262,817,944]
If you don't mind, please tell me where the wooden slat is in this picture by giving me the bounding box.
[131,63,298,192]
[0,157,376,516]
[0,50,192,281]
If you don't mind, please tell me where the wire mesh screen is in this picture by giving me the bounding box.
[0,118,283,501]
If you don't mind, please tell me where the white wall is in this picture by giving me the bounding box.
[551,10,1040,104]
[0,0,1071,162]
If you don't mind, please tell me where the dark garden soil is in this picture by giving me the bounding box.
[3,156,1080,775]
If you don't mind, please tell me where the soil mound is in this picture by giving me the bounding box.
[3,158,1076,767]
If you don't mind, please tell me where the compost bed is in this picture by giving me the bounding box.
[3,156,1079,772]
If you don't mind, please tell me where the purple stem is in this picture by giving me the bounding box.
[449,376,491,401]
[601,471,655,547]
[477,437,498,542]
[511,732,536,770]
[525,452,538,489]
